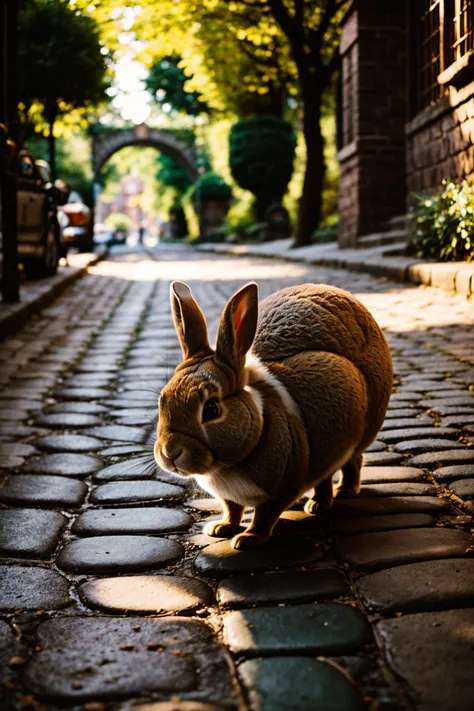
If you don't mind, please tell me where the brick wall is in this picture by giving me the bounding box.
[337,1,407,247]
[407,92,474,196]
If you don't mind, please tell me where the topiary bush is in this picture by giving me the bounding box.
[229,116,296,221]
[413,180,474,262]
[193,172,233,202]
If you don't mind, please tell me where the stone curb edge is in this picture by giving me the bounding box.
[196,244,474,297]
[0,249,109,341]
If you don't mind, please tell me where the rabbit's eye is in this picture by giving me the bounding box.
[202,398,220,422]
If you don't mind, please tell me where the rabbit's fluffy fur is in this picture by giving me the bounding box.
[155,281,393,549]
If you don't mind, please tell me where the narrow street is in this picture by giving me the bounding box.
[1,244,474,711]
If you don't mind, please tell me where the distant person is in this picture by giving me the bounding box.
[138,223,146,245]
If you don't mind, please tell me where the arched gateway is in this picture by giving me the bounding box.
[91,123,198,182]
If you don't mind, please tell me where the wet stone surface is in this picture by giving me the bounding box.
[434,463,474,480]
[56,535,184,573]
[35,433,104,453]
[0,565,71,610]
[72,507,192,535]
[34,413,104,429]
[224,603,372,656]
[194,536,323,579]
[238,657,365,711]
[336,527,472,571]
[89,480,185,504]
[360,466,424,483]
[357,558,474,613]
[24,452,101,477]
[376,609,474,711]
[79,575,213,614]
[0,474,87,507]
[330,513,435,535]
[217,569,346,609]
[0,509,67,558]
[24,617,237,704]
[83,424,146,443]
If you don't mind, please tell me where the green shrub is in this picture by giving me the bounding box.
[413,180,474,262]
[104,212,132,234]
[229,116,296,220]
[193,172,232,202]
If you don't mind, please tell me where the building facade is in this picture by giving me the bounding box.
[337,0,474,247]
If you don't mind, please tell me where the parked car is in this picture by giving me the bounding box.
[59,191,92,252]
[16,151,69,278]
[93,224,114,247]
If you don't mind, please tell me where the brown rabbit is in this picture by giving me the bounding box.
[155,281,393,550]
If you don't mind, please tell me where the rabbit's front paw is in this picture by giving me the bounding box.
[205,521,239,538]
[231,531,269,550]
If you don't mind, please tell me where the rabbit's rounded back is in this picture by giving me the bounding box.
[252,283,392,445]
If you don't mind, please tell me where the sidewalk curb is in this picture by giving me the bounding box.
[196,243,474,297]
[0,249,108,341]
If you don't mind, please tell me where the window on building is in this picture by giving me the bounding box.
[451,0,474,62]
[412,0,474,115]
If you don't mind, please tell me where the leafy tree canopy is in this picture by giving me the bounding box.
[18,0,109,127]
[135,0,295,118]
[146,56,210,116]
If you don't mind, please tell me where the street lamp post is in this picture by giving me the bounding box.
[0,0,21,303]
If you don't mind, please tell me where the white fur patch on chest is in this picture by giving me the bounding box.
[194,470,267,507]
[245,352,302,422]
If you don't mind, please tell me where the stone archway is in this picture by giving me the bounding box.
[92,123,198,182]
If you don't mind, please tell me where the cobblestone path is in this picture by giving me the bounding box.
[0,245,474,711]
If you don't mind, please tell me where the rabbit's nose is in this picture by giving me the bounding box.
[162,441,182,462]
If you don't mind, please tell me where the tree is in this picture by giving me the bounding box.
[261,0,346,245]
[230,117,296,220]
[136,1,295,120]
[134,0,345,245]
[146,56,210,116]
[18,0,108,177]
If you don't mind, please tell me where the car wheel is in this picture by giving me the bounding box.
[23,221,59,279]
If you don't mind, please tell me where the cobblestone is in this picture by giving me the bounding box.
[238,657,365,711]
[336,528,472,571]
[56,534,184,573]
[0,509,66,558]
[0,474,87,507]
[217,569,346,609]
[72,507,192,535]
[0,565,71,609]
[24,617,236,704]
[377,609,474,711]
[1,246,474,710]
[357,558,474,613]
[224,603,372,655]
[79,575,213,614]
[89,480,185,504]
[24,452,101,476]
[195,536,323,578]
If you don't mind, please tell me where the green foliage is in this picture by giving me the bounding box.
[18,0,108,124]
[156,154,192,195]
[146,56,210,116]
[413,180,474,262]
[193,172,233,201]
[229,116,296,218]
[104,212,132,234]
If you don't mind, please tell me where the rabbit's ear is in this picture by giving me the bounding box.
[170,282,211,359]
[216,282,258,372]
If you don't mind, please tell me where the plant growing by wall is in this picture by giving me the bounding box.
[413,180,474,262]
[229,116,296,221]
